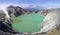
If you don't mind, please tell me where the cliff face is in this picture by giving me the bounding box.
[0,10,20,35]
[0,10,6,22]
[7,6,30,18]
[37,9,60,35]
[38,9,48,16]
[38,8,60,16]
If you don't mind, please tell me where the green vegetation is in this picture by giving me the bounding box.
[12,14,44,33]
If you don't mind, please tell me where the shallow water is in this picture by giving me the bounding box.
[12,14,44,33]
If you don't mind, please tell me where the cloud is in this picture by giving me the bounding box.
[0,3,60,9]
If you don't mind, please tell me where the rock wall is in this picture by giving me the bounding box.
[7,5,30,18]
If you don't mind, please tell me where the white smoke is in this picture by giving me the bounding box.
[0,4,10,18]
[0,3,19,18]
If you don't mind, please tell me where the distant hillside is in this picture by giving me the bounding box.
[22,5,44,12]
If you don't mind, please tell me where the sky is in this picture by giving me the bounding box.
[0,0,60,18]
[0,0,60,8]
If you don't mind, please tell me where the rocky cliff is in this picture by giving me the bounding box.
[7,5,30,18]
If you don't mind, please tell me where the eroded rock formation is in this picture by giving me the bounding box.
[7,5,30,18]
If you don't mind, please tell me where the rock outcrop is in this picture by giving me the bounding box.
[38,8,60,16]
[36,9,60,35]
[7,5,30,18]
[38,9,48,16]
[0,10,20,35]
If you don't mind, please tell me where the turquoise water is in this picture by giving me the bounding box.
[12,14,44,33]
